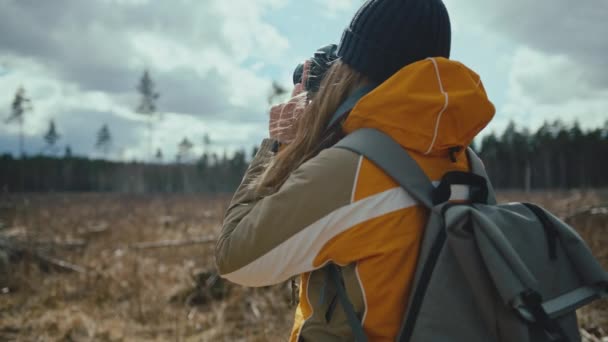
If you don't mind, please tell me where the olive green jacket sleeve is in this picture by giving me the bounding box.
[215,139,361,287]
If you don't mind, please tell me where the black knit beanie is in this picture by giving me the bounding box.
[338,0,451,84]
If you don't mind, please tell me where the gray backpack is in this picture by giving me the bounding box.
[330,128,608,342]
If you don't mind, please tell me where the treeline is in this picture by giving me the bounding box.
[0,150,252,193]
[1,121,606,193]
[477,121,608,190]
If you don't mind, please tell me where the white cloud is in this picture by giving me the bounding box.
[315,0,357,18]
[2,0,605,159]
[0,55,266,160]
[499,47,608,130]
[445,0,608,134]
[0,0,291,159]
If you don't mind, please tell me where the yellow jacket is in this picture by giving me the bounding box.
[216,57,495,341]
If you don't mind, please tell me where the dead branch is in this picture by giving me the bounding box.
[131,235,216,250]
[29,239,87,251]
[78,223,109,236]
[1,235,86,274]
[581,328,601,342]
[565,204,608,222]
[0,326,19,341]
[34,253,87,274]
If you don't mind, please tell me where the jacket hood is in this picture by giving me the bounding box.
[342,57,495,158]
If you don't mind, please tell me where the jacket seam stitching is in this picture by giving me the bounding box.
[355,262,369,325]
[350,155,363,204]
[424,57,449,155]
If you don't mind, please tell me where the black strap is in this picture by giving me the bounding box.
[327,264,368,342]
[397,210,451,342]
[432,171,490,205]
[466,148,497,204]
[522,203,558,260]
[521,291,570,342]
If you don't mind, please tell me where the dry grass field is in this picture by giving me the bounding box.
[0,190,606,341]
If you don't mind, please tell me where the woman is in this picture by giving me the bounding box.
[216,0,495,340]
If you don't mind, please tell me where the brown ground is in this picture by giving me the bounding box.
[0,190,606,341]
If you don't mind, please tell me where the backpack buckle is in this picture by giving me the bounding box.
[432,171,489,205]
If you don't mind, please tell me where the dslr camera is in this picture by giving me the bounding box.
[293,44,339,94]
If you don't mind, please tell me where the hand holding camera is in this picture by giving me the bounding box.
[269,61,309,144]
[269,44,339,144]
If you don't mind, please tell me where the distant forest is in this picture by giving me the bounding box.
[0,149,253,193]
[477,121,608,190]
[1,121,607,193]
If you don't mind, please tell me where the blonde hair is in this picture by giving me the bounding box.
[257,60,368,192]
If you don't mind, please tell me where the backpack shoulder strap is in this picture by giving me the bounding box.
[331,128,433,340]
[325,84,377,132]
[334,128,435,209]
[327,264,368,342]
[466,148,497,205]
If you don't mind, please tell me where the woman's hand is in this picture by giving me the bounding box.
[269,61,310,144]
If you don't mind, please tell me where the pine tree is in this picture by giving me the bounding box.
[43,119,61,154]
[5,86,32,156]
[64,145,73,158]
[136,70,160,162]
[202,133,211,157]
[96,124,112,158]
[177,137,193,163]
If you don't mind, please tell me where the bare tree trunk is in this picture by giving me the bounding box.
[148,118,152,163]
[524,160,531,193]
[18,120,25,191]
[18,120,24,157]
[131,235,215,250]
[559,153,567,189]
[543,155,552,189]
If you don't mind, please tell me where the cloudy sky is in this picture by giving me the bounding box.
[1,0,606,161]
